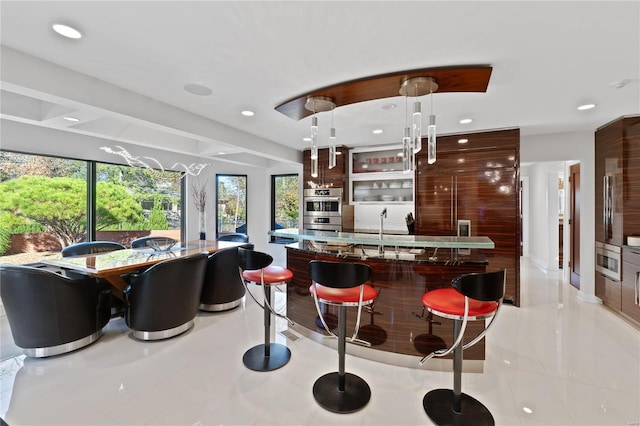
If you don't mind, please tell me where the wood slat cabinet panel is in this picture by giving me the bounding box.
[415,129,521,306]
[622,119,640,239]
[595,116,640,246]
[595,119,625,245]
[622,247,640,324]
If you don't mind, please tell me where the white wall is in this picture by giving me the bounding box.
[521,162,563,270]
[521,130,598,303]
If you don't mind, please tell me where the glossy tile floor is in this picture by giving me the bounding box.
[1,258,639,425]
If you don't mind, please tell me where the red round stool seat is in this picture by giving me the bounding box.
[422,288,498,319]
[309,283,378,305]
[243,265,293,285]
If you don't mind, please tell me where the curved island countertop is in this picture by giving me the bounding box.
[269,228,495,249]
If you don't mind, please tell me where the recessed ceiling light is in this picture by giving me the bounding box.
[382,103,397,110]
[459,118,473,124]
[63,116,80,122]
[373,129,383,134]
[52,23,82,39]
[241,110,254,117]
[218,151,226,155]
[577,103,596,111]
[184,84,212,96]
[522,407,533,414]
[458,138,468,144]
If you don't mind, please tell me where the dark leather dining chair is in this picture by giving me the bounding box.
[200,243,253,312]
[61,241,126,257]
[130,236,178,249]
[62,240,127,317]
[217,233,249,243]
[0,264,112,357]
[124,252,208,340]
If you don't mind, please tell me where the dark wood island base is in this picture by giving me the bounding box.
[285,242,492,371]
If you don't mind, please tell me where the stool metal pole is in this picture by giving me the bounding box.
[264,284,271,357]
[452,318,463,413]
[337,305,347,391]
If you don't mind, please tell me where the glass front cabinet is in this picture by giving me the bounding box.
[349,146,414,204]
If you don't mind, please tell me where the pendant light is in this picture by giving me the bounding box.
[329,109,337,169]
[427,87,437,165]
[399,76,438,163]
[402,95,413,173]
[310,114,319,177]
[304,96,336,176]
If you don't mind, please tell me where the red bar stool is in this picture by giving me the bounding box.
[238,247,294,372]
[308,260,377,413]
[419,269,506,426]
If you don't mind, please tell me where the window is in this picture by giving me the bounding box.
[0,152,87,256]
[0,150,184,264]
[271,174,299,243]
[216,174,247,237]
[96,163,182,237]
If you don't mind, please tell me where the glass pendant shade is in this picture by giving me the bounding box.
[329,127,337,169]
[311,156,318,177]
[427,114,436,165]
[310,116,318,160]
[402,127,413,173]
[412,101,422,153]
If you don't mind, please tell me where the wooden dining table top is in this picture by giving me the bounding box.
[41,240,247,296]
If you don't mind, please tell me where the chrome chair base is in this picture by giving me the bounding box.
[242,343,291,371]
[313,372,371,413]
[423,389,494,426]
[199,297,243,312]
[131,320,194,341]
[24,330,103,358]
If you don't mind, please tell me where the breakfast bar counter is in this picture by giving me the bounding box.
[271,229,496,369]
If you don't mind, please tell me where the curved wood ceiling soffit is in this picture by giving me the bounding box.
[275,65,493,121]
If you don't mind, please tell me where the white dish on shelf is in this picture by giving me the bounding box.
[402,181,413,188]
[389,182,401,189]
[381,195,394,202]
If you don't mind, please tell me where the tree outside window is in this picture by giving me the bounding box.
[216,174,247,236]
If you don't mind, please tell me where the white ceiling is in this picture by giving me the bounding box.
[1,1,639,166]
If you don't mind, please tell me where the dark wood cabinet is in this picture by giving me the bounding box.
[595,116,640,246]
[594,115,640,327]
[595,272,622,311]
[622,247,640,324]
[415,129,521,306]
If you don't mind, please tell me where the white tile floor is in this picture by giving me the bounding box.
[1,258,639,425]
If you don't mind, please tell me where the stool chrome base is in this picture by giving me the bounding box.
[423,389,495,426]
[242,343,291,372]
[313,372,371,413]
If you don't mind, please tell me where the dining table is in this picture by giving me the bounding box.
[41,240,246,299]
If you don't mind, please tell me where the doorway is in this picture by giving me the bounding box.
[569,163,581,289]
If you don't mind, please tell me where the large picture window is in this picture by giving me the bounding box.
[216,174,247,237]
[271,174,298,243]
[0,150,184,264]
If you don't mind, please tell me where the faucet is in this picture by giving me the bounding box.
[379,208,387,255]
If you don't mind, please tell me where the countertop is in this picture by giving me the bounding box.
[285,241,488,265]
[269,228,495,249]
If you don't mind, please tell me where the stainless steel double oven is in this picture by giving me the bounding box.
[303,188,342,232]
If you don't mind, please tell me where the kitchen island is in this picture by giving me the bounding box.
[270,229,496,370]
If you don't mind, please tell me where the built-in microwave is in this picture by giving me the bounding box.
[595,241,621,281]
[303,188,342,217]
